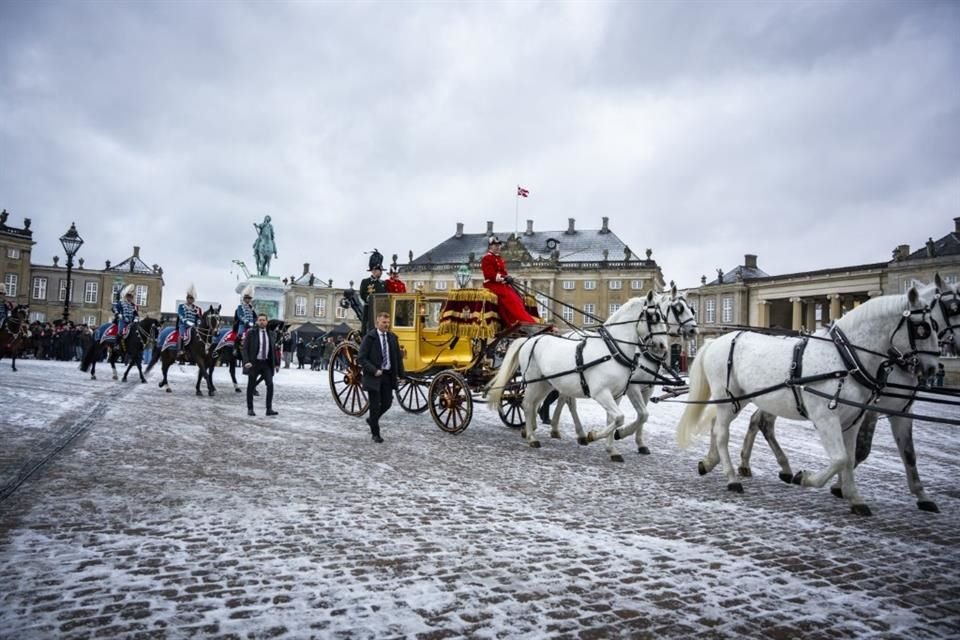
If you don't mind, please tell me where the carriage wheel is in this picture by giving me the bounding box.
[347,329,362,344]
[396,376,430,414]
[328,341,369,416]
[428,371,473,434]
[497,375,526,429]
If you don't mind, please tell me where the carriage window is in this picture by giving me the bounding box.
[608,280,622,290]
[32,277,47,300]
[721,297,733,323]
[135,285,148,306]
[294,296,307,317]
[705,299,716,323]
[314,297,327,318]
[393,299,416,328]
[7,248,19,259]
[84,281,98,304]
[421,301,444,328]
[4,273,17,297]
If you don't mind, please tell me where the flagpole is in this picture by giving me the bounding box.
[515,185,519,237]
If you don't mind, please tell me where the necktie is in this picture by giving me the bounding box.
[259,330,267,360]
[381,332,390,370]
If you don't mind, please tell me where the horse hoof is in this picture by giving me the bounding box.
[850,504,873,517]
[727,482,744,494]
[697,461,708,476]
[830,486,844,499]
[613,429,623,441]
[519,429,526,439]
[112,375,118,381]
[917,500,940,513]
[165,388,172,393]
[234,388,241,393]
[778,472,793,484]
[550,432,561,439]
[12,367,17,372]
[122,377,128,382]
[140,379,146,384]
[738,466,752,478]
[610,454,624,463]
[196,390,203,396]
[208,390,215,396]
[791,471,804,486]
[586,431,597,443]
[529,441,541,449]
[92,375,97,380]
[637,446,650,455]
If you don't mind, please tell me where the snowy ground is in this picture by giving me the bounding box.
[1,359,959,639]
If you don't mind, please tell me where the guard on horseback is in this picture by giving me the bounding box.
[113,284,139,345]
[177,284,202,354]
[234,285,257,345]
[359,250,386,334]
[481,236,535,328]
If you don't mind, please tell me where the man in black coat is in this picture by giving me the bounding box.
[243,313,279,417]
[359,311,404,443]
[358,250,386,335]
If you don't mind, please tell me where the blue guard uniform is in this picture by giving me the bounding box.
[0,285,11,330]
[177,285,202,350]
[234,289,256,343]
[113,285,139,336]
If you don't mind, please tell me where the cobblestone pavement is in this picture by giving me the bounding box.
[1,360,959,639]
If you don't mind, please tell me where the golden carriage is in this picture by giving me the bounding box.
[328,287,547,433]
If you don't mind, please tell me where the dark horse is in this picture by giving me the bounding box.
[120,317,160,383]
[80,321,125,380]
[146,305,220,395]
[207,326,244,393]
[0,305,30,371]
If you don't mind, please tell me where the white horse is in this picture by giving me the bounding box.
[677,287,940,516]
[737,277,954,512]
[542,286,698,460]
[487,293,670,458]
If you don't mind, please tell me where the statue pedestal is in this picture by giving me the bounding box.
[237,276,285,320]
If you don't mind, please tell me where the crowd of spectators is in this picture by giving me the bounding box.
[24,321,94,361]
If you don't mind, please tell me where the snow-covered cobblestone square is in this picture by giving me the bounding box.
[2,360,959,639]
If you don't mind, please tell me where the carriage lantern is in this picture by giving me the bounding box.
[59,222,84,322]
[454,264,472,289]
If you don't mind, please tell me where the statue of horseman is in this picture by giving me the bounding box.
[176,284,203,354]
[234,285,257,347]
[113,284,139,344]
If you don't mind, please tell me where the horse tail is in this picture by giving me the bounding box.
[79,340,96,372]
[145,339,162,373]
[486,337,529,408]
[677,339,715,449]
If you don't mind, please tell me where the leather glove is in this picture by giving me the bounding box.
[504,275,514,285]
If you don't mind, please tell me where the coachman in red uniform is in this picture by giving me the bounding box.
[481,236,535,328]
[385,266,407,293]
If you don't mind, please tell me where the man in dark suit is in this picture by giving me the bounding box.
[243,313,279,417]
[359,311,405,443]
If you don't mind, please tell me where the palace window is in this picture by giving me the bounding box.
[4,273,17,297]
[7,248,19,259]
[583,303,596,322]
[434,280,448,291]
[84,281,98,304]
[631,279,643,290]
[608,279,622,290]
[32,276,47,300]
[335,305,347,319]
[705,298,716,323]
[721,296,733,323]
[943,273,957,285]
[608,303,620,316]
[295,296,307,317]
[561,307,574,323]
[584,280,596,290]
[536,294,549,320]
[29,311,46,323]
[314,297,327,318]
[562,280,575,290]
[135,285,148,306]
[82,314,97,326]
[58,279,70,302]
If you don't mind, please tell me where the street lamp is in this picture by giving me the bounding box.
[59,222,84,322]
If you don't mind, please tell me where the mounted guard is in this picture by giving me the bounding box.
[233,285,257,346]
[0,283,13,331]
[177,284,202,354]
[112,284,139,344]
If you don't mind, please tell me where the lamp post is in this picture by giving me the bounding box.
[59,222,84,322]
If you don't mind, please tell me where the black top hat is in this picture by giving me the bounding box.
[368,248,384,271]
[488,235,503,246]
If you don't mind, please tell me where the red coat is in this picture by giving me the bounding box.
[480,251,534,328]
[385,276,407,293]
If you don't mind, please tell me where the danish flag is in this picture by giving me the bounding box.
[517,186,529,198]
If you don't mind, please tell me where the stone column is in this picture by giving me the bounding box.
[756,300,770,328]
[805,300,817,331]
[791,297,803,332]
[828,294,842,322]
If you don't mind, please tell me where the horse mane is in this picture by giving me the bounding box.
[833,292,909,331]
[605,296,647,325]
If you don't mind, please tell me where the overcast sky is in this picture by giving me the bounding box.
[1,0,958,312]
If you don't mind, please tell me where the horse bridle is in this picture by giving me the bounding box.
[663,296,696,337]
[934,288,960,345]
[886,304,939,373]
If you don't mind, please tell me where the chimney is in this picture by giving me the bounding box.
[303,262,310,276]
[601,216,609,234]
[486,220,494,235]
[525,219,534,235]
[744,254,757,269]
[897,244,911,261]
[566,218,576,235]
[455,222,464,238]
[133,246,140,258]
[955,216,960,234]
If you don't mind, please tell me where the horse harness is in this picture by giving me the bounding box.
[935,288,960,345]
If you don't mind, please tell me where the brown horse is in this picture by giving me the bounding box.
[0,305,30,371]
